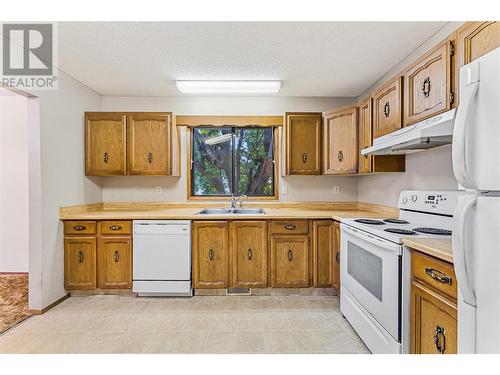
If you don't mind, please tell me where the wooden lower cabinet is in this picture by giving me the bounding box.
[271,235,309,288]
[64,237,97,290]
[312,220,334,287]
[333,221,341,290]
[98,236,132,289]
[192,221,229,289]
[230,221,268,288]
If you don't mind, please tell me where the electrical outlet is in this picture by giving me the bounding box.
[280,185,288,195]
[333,185,340,194]
[154,186,162,194]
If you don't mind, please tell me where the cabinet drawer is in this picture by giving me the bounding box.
[270,220,309,235]
[412,251,456,300]
[64,221,97,235]
[100,220,132,235]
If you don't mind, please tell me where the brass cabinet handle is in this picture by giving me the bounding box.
[337,150,344,162]
[73,225,86,231]
[247,248,253,260]
[114,250,120,263]
[433,325,446,354]
[284,224,296,231]
[422,77,431,98]
[425,267,452,285]
[288,249,293,262]
[103,152,109,163]
[208,249,214,261]
[336,251,340,264]
[147,152,153,164]
[109,225,122,231]
[383,102,390,118]
[78,251,84,263]
[302,152,307,163]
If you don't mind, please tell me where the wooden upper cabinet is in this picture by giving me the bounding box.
[372,77,403,138]
[284,113,322,175]
[127,112,172,175]
[271,235,309,288]
[192,221,229,289]
[230,221,268,288]
[457,21,500,68]
[98,236,132,289]
[64,237,97,290]
[85,113,126,175]
[404,41,454,126]
[358,98,372,174]
[323,106,358,175]
[312,220,334,288]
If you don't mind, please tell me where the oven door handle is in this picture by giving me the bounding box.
[341,223,402,255]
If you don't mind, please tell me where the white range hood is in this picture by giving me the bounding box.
[361,108,456,156]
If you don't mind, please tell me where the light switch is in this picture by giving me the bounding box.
[280,185,288,195]
[333,185,340,194]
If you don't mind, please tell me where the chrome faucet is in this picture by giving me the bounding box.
[230,194,238,209]
[238,194,247,209]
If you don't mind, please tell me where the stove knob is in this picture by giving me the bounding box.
[411,195,418,202]
[402,197,408,204]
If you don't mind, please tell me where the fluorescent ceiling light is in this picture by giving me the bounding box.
[204,134,232,145]
[175,80,281,94]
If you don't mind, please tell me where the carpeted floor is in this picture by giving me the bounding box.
[0,273,32,334]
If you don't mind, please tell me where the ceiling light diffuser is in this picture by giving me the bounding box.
[175,80,281,94]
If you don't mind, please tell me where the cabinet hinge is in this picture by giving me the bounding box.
[449,92,455,105]
[450,43,455,56]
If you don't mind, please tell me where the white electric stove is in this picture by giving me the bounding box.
[339,190,471,354]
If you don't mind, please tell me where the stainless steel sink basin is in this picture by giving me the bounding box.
[197,208,265,215]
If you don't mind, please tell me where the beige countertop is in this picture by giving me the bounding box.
[60,202,399,222]
[403,237,453,263]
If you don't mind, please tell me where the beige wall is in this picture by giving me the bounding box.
[100,96,358,203]
[356,22,463,207]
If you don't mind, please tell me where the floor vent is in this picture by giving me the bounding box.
[226,288,251,296]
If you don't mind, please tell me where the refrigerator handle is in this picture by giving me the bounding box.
[452,80,479,190]
[452,195,477,307]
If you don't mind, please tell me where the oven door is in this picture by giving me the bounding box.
[340,223,402,340]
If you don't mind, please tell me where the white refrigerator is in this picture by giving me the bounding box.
[452,46,500,353]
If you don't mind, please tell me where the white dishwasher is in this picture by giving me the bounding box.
[133,220,192,297]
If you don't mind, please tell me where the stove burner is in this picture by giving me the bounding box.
[383,218,410,224]
[384,228,417,235]
[413,227,452,235]
[354,219,385,225]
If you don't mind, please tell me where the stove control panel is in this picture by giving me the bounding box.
[398,190,474,216]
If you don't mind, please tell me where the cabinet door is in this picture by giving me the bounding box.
[404,42,453,126]
[127,112,172,175]
[64,237,97,290]
[85,112,126,176]
[457,21,500,67]
[358,99,372,174]
[98,236,132,289]
[323,107,358,174]
[193,221,229,288]
[333,221,341,290]
[312,220,334,287]
[230,221,268,288]
[372,77,403,138]
[411,281,457,354]
[285,113,322,175]
[271,236,309,288]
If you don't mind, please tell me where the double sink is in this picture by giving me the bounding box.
[197,208,265,215]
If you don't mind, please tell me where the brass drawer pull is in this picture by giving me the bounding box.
[78,251,84,263]
[284,224,296,231]
[147,152,153,163]
[337,150,344,162]
[422,77,431,98]
[114,250,120,263]
[73,225,86,231]
[109,225,122,231]
[247,248,253,260]
[425,267,452,285]
[103,152,109,163]
[433,325,446,354]
[208,249,214,261]
[383,102,390,118]
[302,153,308,163]
[288,249,293,262]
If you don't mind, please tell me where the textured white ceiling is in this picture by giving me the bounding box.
[58,22,448,97]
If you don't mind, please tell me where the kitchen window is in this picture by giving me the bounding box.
[190,126,276,198]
